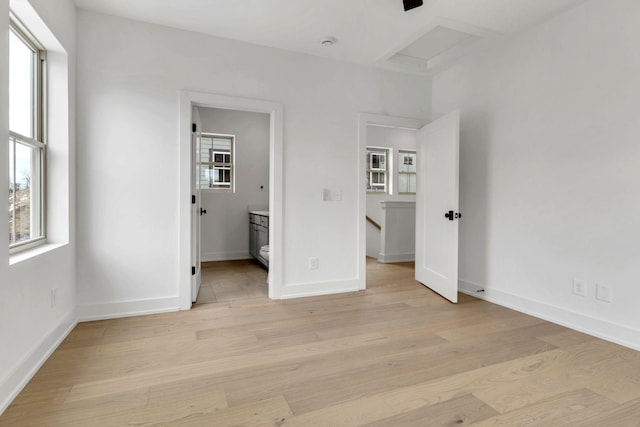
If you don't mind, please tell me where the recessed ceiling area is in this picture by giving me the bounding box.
[73,0,588,74]
[385,24,482,73]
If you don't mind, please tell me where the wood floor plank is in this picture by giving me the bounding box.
[364,394,498,427]
[473,338,634,413]
[575,397,640,427]
[281,395,397,427]
[169,396,291,427]
[71,389,227,427]
[0,388,150,427]
[381,348,569,413]
[472,388,618,426]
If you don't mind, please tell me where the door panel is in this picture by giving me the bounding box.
[415,111,460,303]
[191,130,202,302]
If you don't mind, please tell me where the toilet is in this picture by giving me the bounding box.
[259,245,270,283]
[259,245,270,262]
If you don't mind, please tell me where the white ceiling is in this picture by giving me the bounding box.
[73,0,586,74]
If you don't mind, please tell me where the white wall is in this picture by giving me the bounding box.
[433,0,640,349]
[0,0,76,413]
[197,108,269,262]
[379,201,416,263]
[365,125,417,258]
[75,10,431,310]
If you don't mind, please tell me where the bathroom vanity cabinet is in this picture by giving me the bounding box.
[249,211,269,268]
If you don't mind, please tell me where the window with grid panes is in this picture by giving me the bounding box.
[199,134,234,191]
[398,150,417,194]
[366,147,389,193]
[9,19,46,250]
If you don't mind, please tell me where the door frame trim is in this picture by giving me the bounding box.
[357,113,428,291]
[179,91,284,309]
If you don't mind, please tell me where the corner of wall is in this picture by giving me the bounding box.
[459,279,640,352]
[0,310,77,415]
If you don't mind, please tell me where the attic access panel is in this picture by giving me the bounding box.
[383,21,493,73]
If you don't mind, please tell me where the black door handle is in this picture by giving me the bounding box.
[444,210,461,221]
[200,208,207,215]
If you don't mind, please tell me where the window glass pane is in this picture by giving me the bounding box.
[399,152,416,173]
[14,141,34,243]
[9,29,35,138]
[399,173,408,193]
[212,138,231,152]
[200,166,211,188]
[408,174,416,193]
[9,140,15,244]
[200,137,213,163]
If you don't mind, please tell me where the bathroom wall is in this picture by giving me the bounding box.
[196,107,270,261]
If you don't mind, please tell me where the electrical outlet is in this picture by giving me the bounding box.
[596,283,612,302]
[572,279,587,297]
[309,257,319,270]
[50,288,57,308]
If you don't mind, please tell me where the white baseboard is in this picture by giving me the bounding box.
[458,279,640,351]
[378,252,415,263]
[280,278,360,300]
[202,251,251,262]
[76,296,181,322]
[0,311,77,415]
[458,278,486,295]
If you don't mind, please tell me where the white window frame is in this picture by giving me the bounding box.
[201,133,235,192]
[9,17,47,252]
[366,147,389,194]
[398,149,417,195]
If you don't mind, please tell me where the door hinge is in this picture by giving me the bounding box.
[192,195,196,204]
[192,266,196,275]
[192,123,196,133]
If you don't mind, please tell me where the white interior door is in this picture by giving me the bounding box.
[415,111,460,303]
[191,127,202,302]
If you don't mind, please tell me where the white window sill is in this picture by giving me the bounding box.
[10,242,67,265]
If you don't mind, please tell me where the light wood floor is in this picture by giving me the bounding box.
[196,260,268,304]
[2,259,640,426]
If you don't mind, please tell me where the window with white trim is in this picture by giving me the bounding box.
[9,19,46,249]
[398,149,417,194]
[366,147,389,193]
[200,134,234,191]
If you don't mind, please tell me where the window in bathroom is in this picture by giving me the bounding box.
[200,133,234,191]
[366,147,389,193]
[398,149,417,194]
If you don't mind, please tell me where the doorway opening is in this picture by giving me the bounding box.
[179,91,284,310]
[358,112,461,303]
[365,124,419,264]
[358,114,426,291]
[194,108,270,304]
